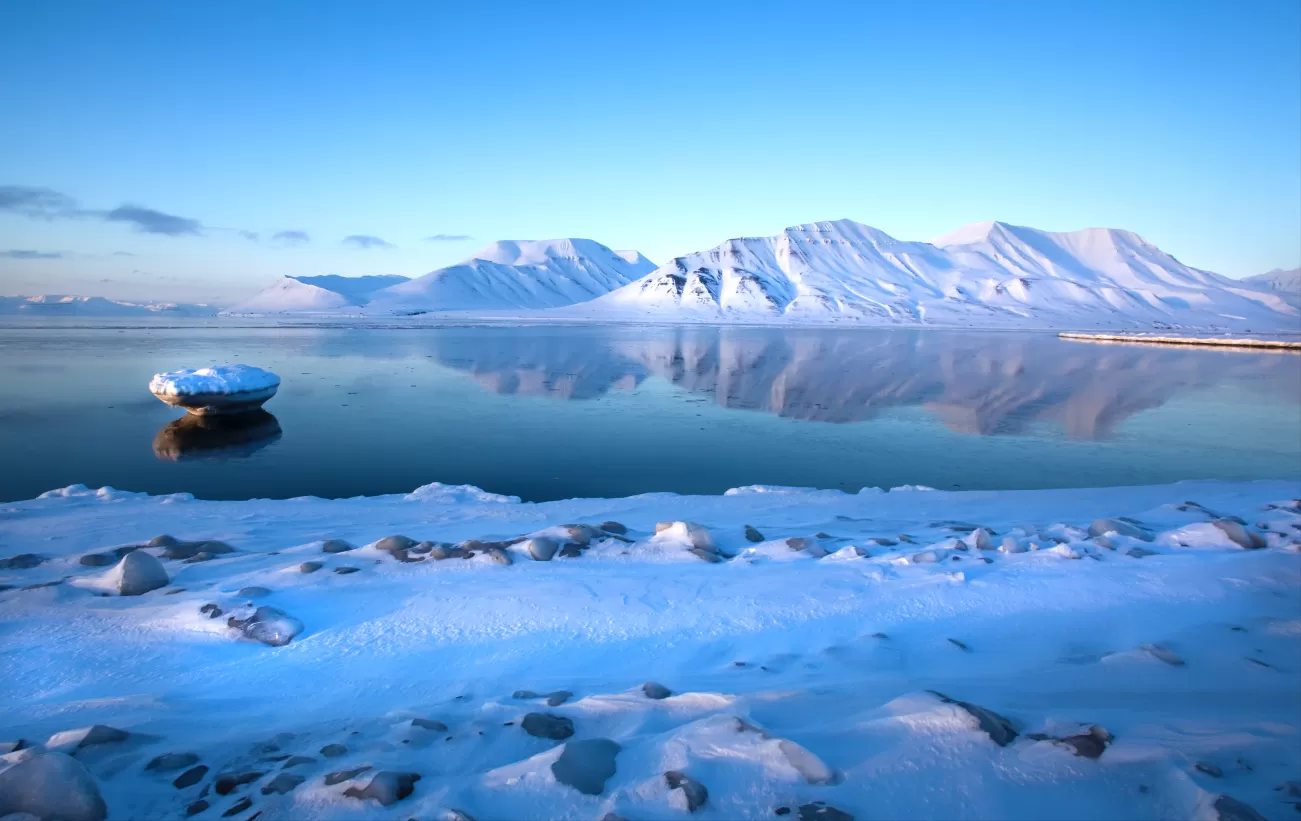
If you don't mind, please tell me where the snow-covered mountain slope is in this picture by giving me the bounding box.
[1245,268,1301,307]
[362,238,656,314]
[576,220,1298,332]
[0,295,216,316]
[222,275,409,315]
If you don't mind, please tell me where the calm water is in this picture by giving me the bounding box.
[1,321,1298,502]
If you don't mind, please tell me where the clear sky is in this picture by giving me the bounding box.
[1,0,1298,304]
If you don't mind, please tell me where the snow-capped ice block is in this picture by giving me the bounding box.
[148,364,280,416]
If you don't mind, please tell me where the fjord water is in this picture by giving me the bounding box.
[0,322,1297,503]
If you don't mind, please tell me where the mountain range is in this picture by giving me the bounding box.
[74,220,1301,331]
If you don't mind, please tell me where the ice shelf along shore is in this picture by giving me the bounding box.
[1059,332,1301,351]
[2,479,1300,821]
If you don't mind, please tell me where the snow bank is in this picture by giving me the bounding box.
[1,478,1298,821]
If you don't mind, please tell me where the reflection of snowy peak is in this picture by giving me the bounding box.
[223,275,409,314]
[363,238,656,314]
[585,219,1297,331]
[0,295,215,316]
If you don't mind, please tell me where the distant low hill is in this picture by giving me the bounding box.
[222,274,410,315]
[0,295,216,316]
[1245,268,1301,307]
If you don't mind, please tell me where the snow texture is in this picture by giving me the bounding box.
[1,478,1299,820]
[148,365,281,397]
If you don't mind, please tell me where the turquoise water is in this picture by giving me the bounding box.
[0,322,1297,502]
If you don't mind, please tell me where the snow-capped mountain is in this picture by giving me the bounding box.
[1245,268,1301,307]
[577,220,1298,331]
[223,274,409,315]
[0,295,216,316]
[362,238,656,314]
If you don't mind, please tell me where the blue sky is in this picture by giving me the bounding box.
[1,0,1298,303]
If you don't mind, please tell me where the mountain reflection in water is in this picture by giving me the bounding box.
[423,328,1297,440]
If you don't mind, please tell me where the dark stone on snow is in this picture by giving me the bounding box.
[150,535,180,547]
[281,756,315,769]
[162,540,235,561]
[1213,794,1269,821]
[411,718,448,732]
[521,712,574,740]
[776,809,791,817]
[744,525,764,542]
[324,766,370,785]
[558,543,584,558]
[0,553,45,569]
[260,773,304,795]
[430,545,471,560]
[1197,761,1224,778]
[320,744,347,757]
[689,546,723,563]
[948,638,971,652]
[186,800,209,816]
[1058,726,1112,759]
[227,606,303,646]
[299,561,323,573]
[665,770,708,812]
[929,691,1018,746]
[643,681,672,700]
[342,771,420,806]
[600,521,628,535]
[321,539,355,554]
[237,586,271,598]
[333,565,359,574]
[80,552,117,567]
[200,603,223,619]
[214,771,263,795]
[147,752,200,772]
[1212,520,1266,549]
[799,802,854,821]
[173,765,209,789]
[485,546,512,564]
[551,738,620,795]
[221,796,252,817]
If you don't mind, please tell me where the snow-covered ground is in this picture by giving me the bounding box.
[3,479,1300,820]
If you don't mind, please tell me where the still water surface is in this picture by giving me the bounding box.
[1,322,1298,502]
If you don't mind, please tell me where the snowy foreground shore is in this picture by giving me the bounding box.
[2,480,1300,821]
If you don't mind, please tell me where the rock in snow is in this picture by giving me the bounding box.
[105,551,167,598]
[642,681,672,700]
[523,537,560,561]
[520,713,574,740]
[665,770,708,812]
[342,771,420,806]
[0,751,108,821]
[1212,519,1267,549]
[550,738,620,795]
[930,692,1018,746]
[227,606,304,646]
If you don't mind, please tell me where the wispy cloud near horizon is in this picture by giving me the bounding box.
[272,230,310,246]
[424,233,472,242]
[104,205,202,236]
[343,234,394,249]
[0,249,63,259]
[1,183,207,237]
